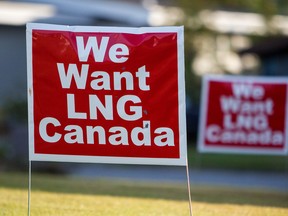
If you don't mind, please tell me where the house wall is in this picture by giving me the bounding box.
[0,26,27,105]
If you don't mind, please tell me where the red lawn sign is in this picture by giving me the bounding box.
[198,75,288,155]
[26,23,187,165]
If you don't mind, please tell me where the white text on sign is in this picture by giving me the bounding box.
[39,36,176,147]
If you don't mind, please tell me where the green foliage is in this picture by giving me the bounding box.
[2,100,27,122]
[176,0,288,16]
[175,0,288,100]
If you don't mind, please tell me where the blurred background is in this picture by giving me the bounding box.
[0,0,288,174]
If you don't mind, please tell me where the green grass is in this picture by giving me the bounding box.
[187,146,288,172]
[0,172,287,216]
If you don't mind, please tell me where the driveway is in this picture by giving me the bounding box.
[69,164,288,192]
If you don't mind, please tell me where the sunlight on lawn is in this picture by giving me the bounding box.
[1,186,287,215]
[0,173,287,216]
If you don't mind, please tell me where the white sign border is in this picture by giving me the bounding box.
[27,23,187,166]
[197,74,288,155]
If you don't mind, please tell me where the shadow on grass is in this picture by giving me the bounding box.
[0,171,287,209]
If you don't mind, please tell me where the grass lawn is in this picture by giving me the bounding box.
[0,172,287,216]
[187,146,288,172]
